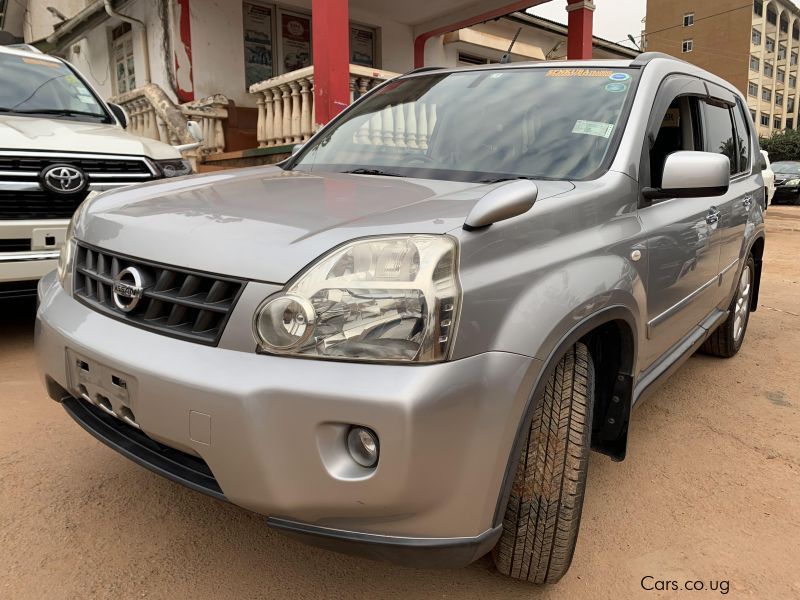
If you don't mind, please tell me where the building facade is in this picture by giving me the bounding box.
[645,0,800,137]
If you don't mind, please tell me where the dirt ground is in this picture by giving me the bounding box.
[1,208,799,600]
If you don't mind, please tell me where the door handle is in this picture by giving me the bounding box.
[705,209,721,225]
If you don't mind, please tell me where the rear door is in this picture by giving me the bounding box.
[710,94,761,297]
[638,76,724,368]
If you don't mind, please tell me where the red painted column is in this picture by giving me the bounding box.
[567,0,596,60]
[312,0,350,126]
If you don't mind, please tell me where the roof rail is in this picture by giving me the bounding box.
[5,43,44,54]
[630,52,683,67]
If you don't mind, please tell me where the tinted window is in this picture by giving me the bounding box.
[731,102,751,174]
[702,102,737,175]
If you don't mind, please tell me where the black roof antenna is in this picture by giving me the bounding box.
[500,28,523,64]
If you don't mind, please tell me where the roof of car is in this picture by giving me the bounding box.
[0,44,62,63]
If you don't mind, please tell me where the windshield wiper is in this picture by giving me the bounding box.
[341,168,405,177]
[5,108,106,119]
[477,175,539,184]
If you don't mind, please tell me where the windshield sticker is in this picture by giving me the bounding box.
[22,57,60,68]
[605,82,627,93]
[573,120,614,138]
[609,72,631,82]
[546,68,614,78]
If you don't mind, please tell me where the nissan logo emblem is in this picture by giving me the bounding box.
[112,267,145,312]
[40,164,87,195]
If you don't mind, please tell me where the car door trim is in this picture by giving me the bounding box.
[718,257,739,284]
[646,274,719,337]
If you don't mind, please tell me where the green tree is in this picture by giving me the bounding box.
[759,128,800,162]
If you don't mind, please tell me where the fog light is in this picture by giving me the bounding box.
[347,426,379,468]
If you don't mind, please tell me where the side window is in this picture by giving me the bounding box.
[731,101,752,175]
[701,101,737,175]
[649,96,702,188]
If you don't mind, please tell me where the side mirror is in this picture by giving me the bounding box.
[186,120,204,143]
[643,151,730,201]
[464,179,539,230]
[107,103,128,129]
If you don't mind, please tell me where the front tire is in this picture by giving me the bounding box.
[702,256,755,358]
[493,343,594,584]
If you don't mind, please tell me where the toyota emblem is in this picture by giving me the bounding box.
[40,164,87,195]
[112,267,145,312]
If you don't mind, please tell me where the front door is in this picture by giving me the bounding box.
[638,81,724,368]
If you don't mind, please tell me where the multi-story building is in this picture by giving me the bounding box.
[645,0,800,137]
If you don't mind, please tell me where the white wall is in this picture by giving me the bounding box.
[25,0,89,42]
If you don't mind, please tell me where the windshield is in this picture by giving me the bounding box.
[0,53,110,122]
[771,161,800,174]
[290,67,638,182]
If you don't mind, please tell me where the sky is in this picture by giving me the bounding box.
[528,0,648,49]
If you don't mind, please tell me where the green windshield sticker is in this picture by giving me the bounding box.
[573,120,614,138]
[605,82,627,93]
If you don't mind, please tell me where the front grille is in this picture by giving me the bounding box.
[0,154,153,177]
[0,190,88,220]
[74,243,246,346]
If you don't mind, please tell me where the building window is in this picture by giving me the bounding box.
[779,44,787,60]
[683,13,694,27]
[764,61,774,77]
[774,115,782,129]
[787,118,794,129]
[350,25,377,68]
[243,3,275,87]
[792,51,798,66]
[754,0,763,17]
[750,55,760,71]
[789,97,796,112]
[761,112,770,127]
[763,87,772,102]
[749,82,759,97]
[767,8,777,25]
[750,109,757,122]
[111,23,136,95]
[776,92,783,106]
[791,74,797,87]
[682,39,693,53]
[752,28,762,45]
[794,23,799,41]
[778,69,785,83]
[781,15,789,34]
[766,36,775,52]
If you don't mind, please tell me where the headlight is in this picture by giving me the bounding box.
[785,178,800,186]
[154,158,193,178]
[253,235,461,363]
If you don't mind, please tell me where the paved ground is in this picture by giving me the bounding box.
[1,208,799,599]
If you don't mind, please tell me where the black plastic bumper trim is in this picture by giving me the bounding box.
[61,396,226,502]
[267,517,502,568]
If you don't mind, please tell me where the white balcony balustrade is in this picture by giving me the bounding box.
[249,64,401,148]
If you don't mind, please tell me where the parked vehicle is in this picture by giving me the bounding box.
[761,150,775,208]
[36,54,765,584]
[770,160,800,205]
[0,44,193,299]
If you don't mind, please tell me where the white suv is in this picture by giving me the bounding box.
[0,44,191,298]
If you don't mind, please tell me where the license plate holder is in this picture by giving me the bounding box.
[66,349,140,428]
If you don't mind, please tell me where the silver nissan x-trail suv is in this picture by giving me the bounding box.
[36,54,766,584]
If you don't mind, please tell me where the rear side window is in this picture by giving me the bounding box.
[731,101,752,174]
[701,101,737,175]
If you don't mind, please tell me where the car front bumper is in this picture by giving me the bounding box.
[773,185,800,202]
[35,271,542,567]
[0,219,67,290]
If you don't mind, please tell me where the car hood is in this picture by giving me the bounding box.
[79,166,574,283]
[0,115,180,159]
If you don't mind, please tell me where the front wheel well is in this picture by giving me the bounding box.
[581,320,635,461]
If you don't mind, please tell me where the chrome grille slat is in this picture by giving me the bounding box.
[74,243,245,346]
